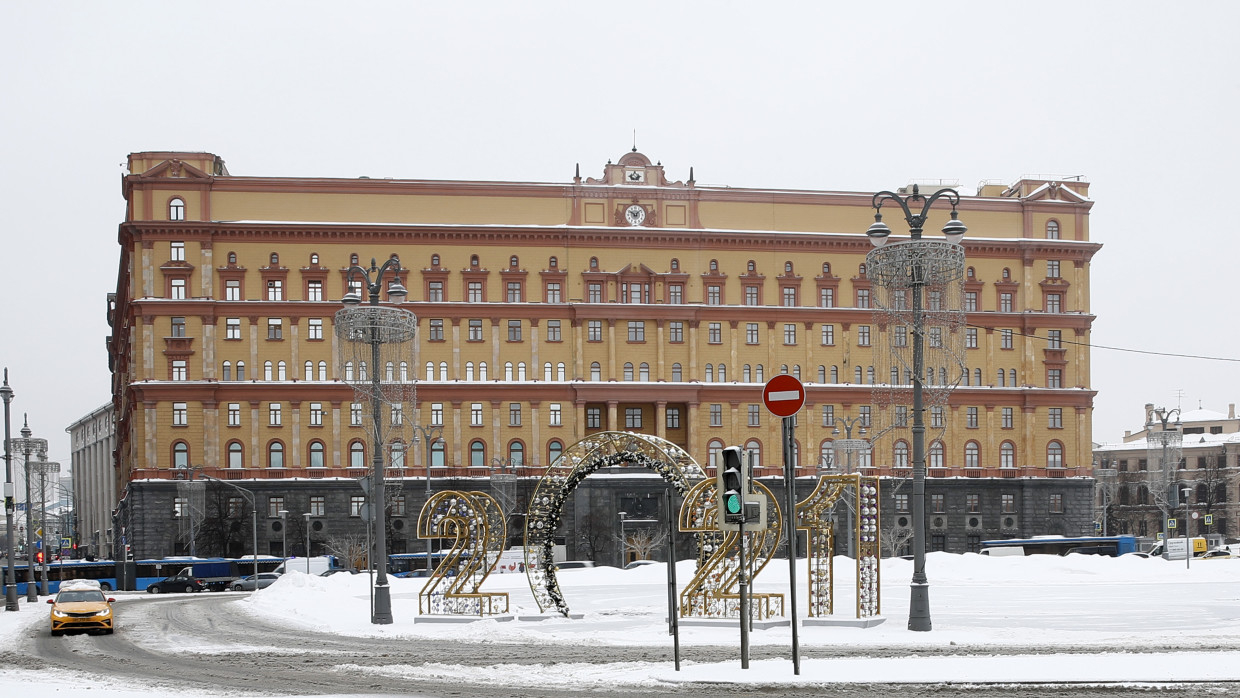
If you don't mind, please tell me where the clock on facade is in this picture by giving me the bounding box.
[624,204,646,226]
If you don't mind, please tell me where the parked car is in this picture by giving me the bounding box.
[624,560,658,570]
[554,561,595,571]
[146,573,206,594]
[319,568,358,577]
[230,573,282,591]
[1198,549,1235,560]
[48,580,115,636]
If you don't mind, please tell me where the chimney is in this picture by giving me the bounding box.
[1230,403,1236,420]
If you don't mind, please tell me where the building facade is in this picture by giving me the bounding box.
[106,150,1100,560]
[1093,404,1240,542]
[66,403,117,559]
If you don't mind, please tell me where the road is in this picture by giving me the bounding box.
[8,593,1238,697]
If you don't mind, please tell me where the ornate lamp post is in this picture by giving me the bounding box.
[336,256,415,625]
[1,370,17,610]
[1182,486,1193,570]
[11,416,48,601]
[865,184,966,632]
[412,424,443,572]
[1146,406,1182,543]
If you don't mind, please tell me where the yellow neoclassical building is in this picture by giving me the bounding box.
[107,150,1099,559]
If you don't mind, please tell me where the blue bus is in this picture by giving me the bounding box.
[981,535,1139,557]
[4,559,122,595]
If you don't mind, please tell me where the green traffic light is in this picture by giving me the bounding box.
[725,494,742,514]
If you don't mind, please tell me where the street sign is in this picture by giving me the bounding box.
[1191,512,1200,520]
[1167,518,1177,529]
[1205,514,1214,526]
[762,375,805,418]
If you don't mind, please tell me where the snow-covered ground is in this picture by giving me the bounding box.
[3,552,1240,695]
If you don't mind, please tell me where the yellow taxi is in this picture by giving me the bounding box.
[47,580,115,636]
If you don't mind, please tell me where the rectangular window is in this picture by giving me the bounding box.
[895,406,909,427]
[859,406,872,427]
[895,494,909,512]
[308,318,323,340]
[928,291,942,311]
[965,328,978,349]
[227,497,242,518]
[744,286,759,306]
[509,403,522,426]
[782,287,797,307]
[1002,493,1016,513]
[967,407,978,428]
[586,407,601,429]
[928,327,943,348]
[748,404,760,427]
[468,319,483,341]
[307,280,323,302]
[708,323,722,344]
[1050,494,1063,514]
[857,325,871,346]
[171,278,186,300]
[966,493,980,513]
[172,402,188,426]
[964,292,978,312]
[625,407,642,429]
[391,496,406,517]
[506,281,522,303]
[546,320,561,341]
[428,319,444,341]
[930,406,945,428]
[470,403,483,427]
[587,283,603,303]
[819,288,834,308]
[821,405,835,427]
[821,324,835,346]
[507,320,522,342]
[856,288,870,308]
[227,403,241,427]
[1002,407,1014,429]
[931,494,945,513]
[1000,329,1013,350]
[546,282,561,303]
[1047,260,1060,279]
[549,403,561,426]
[310,496,325,517]
[667,321,683,343]
[170,241,185,261]
[430,403,443,426]
[746,323,759,344]
[468,281,483,303]
[309,402,323,427]
[893,326,907,347]
[269,403,282,426]
[1047,369,1063,388]
[628,321,645,342]
[427,281,444,302]
[665,283,683,304]
[1000,292,1014,313]
[587,320,603,342]
[267,318,282,340]
[350,496,365,517]
[706,285,721,305]
[350,403,362,426]
[709,404,723,427]
[1047,329,1062,349]
[1048,407,1063,429]
[171,316,186,338]
[1045,293,1062,313]
[225,280,241,301]
[666,407,681,429]
[267,280,283,301]
[171,360,187,381]
[783,323,797,345]
[268,497,285,518]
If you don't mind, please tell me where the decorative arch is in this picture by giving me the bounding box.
[523,431,703,616]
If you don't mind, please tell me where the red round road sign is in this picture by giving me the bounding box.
[763,375,805,417]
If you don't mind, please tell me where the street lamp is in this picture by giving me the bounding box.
[412,424,443,572]
[10,416,48,601]
[303,512,312,575]
[618,511,628,567]
[865,184,967,632]
[336,255,415,625]
[1146,406,1182,543]
[31,458,60,595]
[195,474,259,593]
[1182,486,1193,571]
[278,510,288,568]
[1,370,18,611]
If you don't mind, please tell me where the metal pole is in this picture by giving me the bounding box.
[39,468,48,595]
[782,416,800,675]
[908,256,931,631]
[420,425,441,573]
[279,510,288,568]
[369,302,392,625]
[1,371,17,610]
[1183,488,1192,571]
[737,513,749,669]
[23,427,35,601]
[304,512,312,574]
[664,488,680,670]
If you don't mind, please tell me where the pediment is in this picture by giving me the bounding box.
[137,158,214,181]
[1024,181,1090,203]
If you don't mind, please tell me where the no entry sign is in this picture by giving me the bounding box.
[762,374,805,418]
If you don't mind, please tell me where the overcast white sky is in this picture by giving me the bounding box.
[2,1,1237,467]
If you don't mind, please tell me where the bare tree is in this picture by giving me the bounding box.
[576,510,610,561]
[617,526,668,562]
[881,525,914,558]
[323,532,369,570]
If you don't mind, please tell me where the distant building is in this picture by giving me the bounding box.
[66,403,117,559]
[104,150,1100,559]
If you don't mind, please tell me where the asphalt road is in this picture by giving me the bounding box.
[7,593,1238,697]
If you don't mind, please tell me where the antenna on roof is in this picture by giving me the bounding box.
[632,130,637,152]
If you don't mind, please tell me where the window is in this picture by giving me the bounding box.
[427,318,444,341]
[671,363,682,381]
[225,280,241,301]
[1047,369,1063,388]
[1048,408,1063,428]
[268,403,282,426]
[350,496,365,517]
[468,319,483,341]
[640,362,650,381]
[171,441,189,469]
[350,442,365,468]
[748,404,761,427]
[587,282,603,303]
[1050,493,1064,514]
[505,320,521,342]
[666,407,681,429]
[895,493,909,512]
[171,360,187,381]
[590,362,601,380]
[892,326,907,347]
[929,442,944,468]
[1000,292,1014,313]
[668,322,683,343]
[267,318,282,340]
[389,441,405,468]
[308,441,325,468]
[965,443,980,468]
[169,198,185,221]
[308,495,326,516]
[266,280,283,301]
[999,407,1013,429]
[668,284,683,304]
[1001,442,1015,468]
[965,328,978,349]
[268,442,284,468]
[547,320,561,342]
[467,281,483,303]
[1002,493,1016,513]
[966,493,980,513]
[628,321,645,342]
[625,408,642,429]
[544,282,562,304]
[746,323,759,344]
[1047,329,1062,350]
[306,280,323,302]
[223,402,240,427]
[506,281,522,303]
[350,403,362,426]
[172,402,188,426]
[928,327,942,348]
[931,494,945,513]
[1047,442,1064,468]
[964,292,978,312]
[819,288,834,307]
[895,406,908,426]
[930,406,944,428]
[1047,260,1060,279]
[509,403,522,426]
[549,403,562,426]
[1045,293,1062,313]
[1000,329,1013,350]
[709,404,723,427]
[471,403,483,426]
[857,325,871,346]
[707,440,724,470]
[586,407,601,429]
[744,286,759,306]
[708,323,722,344]
[1046,220,1060,239]
[782,287,797,307]
[894,441,909,468]
[856,289,870,308]
[170,278,186,300]
[967,407,978,428]
[267,497,285,518]
[307,402,323,427]
[587,320,603,342]
[821,405,835,427]
[706,285,721,305]
[427,281,444,302]
[783,323,797,345]
[821,324,835,346]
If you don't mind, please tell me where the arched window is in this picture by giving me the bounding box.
[319,361,328,381]
[350,442,365,468]
[544,362,553,381]
[589,257,599,270]
[1046,220,1060,239]
[557,363,566,381]
[784,261,793,273]
[430,439,445,467]
[671,363,682,381]
[822,262,831,274]
[227,442,244,469]
[744,440,761,469]
[305,361,314,381]
[866,366,874,384]
[517,362,526,381]
[756,364,764,382]
[548,440,564,466]
[894,441,910,468]
[439,362,448,381]
[624,362,635,381]
[974,368,982,385]
[744,365,753,382]
[463,362,473,381]
[389,442,405,469]
[928,441,944,468]
[310,253,319,265]
[470,254,480,267]
[222,361,232,381]
[228,251,237,265]
[718,364,726,382]
[1000,442,1015,468]
[278,361,287,381]
[270,253,280,266]
[508,441,524,466]
[470,440,486,467]
[704,364,713,382]
[817,365,826,383]
[747,260,756,272]
[709,259,718,271]
[859,263,867,276]
[1002,267,1011,280]
[1009,369,1017,386]
[236,361,245,381]
[793,365,801,380]
[820,441,834,470]
[308,441,325,468]
[268,442,285,468]
[830,365,839,383]
[168,197,185,221]
[505,362,514,381]
[350,253,359,265]
[425,361,434,381]
[385,362,395,382]
[707,440,725,470]
[997,369,1006,387]
[854,366,863,383]
[1047,441,1064,468]
[479,362,487,381]
[670,258,680,271]
[431,254,440,266]
[639,363,650,381]
[172,441,189,469]
[265,361,274,381]
[590,362,602,381]
[548,256,557,268]
[965,442,980,468]
[509,255,519,268]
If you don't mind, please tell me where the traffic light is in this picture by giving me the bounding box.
[35,551,43,564]
[718,446,748,525]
